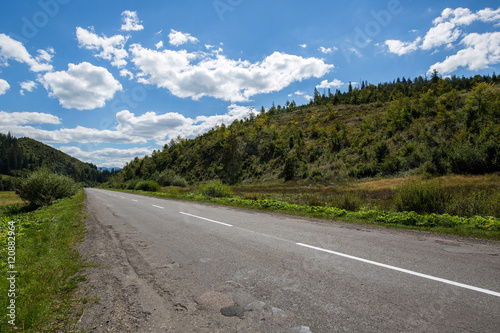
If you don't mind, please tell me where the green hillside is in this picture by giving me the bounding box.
[0,133,112,189]
[114,73,500,185]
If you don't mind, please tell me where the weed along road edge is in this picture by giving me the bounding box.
[77,188,500,332]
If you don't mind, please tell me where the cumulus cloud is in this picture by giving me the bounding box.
[59,146,154,168]
[429,32,500,74]
[0,33,53,72]
[116,110,192,141]
[0,111,60,126]
[121,10,144,31]
[19,80,37,95]
[130,44,333,102]
[478,7,500,25]
[316,79,344,89]
[120,69,134,80]
[0,78,9,95]
[155,40,164,49]
[384,6,500,74]
[76,27,129,68]
[386,7,500,56]
[168,29,199,47]
[1,104,256,148]
[385,37,422,56]
[319,46,337,54]
[41,62,123,110]
[430,7,478,40]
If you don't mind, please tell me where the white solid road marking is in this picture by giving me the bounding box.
[296,243,500,298]
[152,205,164,209]
[180,212,233,227]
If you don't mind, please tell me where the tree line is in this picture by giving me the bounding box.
[111,73,499,187]
[0,133,116,190]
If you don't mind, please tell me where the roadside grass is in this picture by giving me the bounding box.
[108,173,500,241]
[0,190,87,332]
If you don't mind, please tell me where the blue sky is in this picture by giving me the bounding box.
[0,0,499,168]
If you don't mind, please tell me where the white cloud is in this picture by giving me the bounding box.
[76,27,129,68]
[0,104,256,149]
[0,78,9,95]
[130,44,333,102]
[429,32,500,74]
[155,40,164,49]
[19,80,37,95]
[478,7,500,25]
[41,62,123,110]
[120,69,134,80]
[299,44,307,48]
[0,33,53,72]
[319,46,337,54]
[316,79,344,89]
[0,124,136,144]
[385,6,500,61]
[121,10,144,31]
[116,110,192,141]
[59,146,154,168]
[385,37,422,55]
[168,29,199,47]
[0,111,60,126]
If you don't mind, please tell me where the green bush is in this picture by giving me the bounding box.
[394,180,447,214]
[16,169,79,206]
[200,180,232,198]
[134,180,161,192]
[126,179,140,190]
[155,169,188,187]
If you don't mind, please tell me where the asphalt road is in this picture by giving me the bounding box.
[84,188,500,332]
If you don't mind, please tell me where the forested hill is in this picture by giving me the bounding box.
[0,133,112,186]
[117,73,500,185]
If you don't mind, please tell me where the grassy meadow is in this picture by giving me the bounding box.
[0,191,87,332]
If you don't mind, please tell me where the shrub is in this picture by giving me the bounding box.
[134,180,161,192]
[155,169,188,187]
[126,179,140,190]
[348,163,377,179]
[394,180,447,214]
[16,169,79,206]
[280,156,300,181]
[200,180,232,198]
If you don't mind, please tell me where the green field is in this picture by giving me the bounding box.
[0,191,87,332]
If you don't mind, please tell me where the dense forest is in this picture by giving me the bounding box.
[0,133,115,189]
[113,72,500,186]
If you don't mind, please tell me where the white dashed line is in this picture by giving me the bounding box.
[152,205,164,209]
[296,243,500,298]
[180,212,233,227]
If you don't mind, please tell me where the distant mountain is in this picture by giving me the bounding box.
[0,132,111,186]
[98,167,121,173]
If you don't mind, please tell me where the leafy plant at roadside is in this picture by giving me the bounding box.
[16,169,80,207]
[200,180,232,198]
[134,180,161,192]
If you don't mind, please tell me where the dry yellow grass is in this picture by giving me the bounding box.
[0,191,23,205]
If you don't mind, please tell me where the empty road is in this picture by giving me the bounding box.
[79,188,500,332]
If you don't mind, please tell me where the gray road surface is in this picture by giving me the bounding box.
[84,188,500,332]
